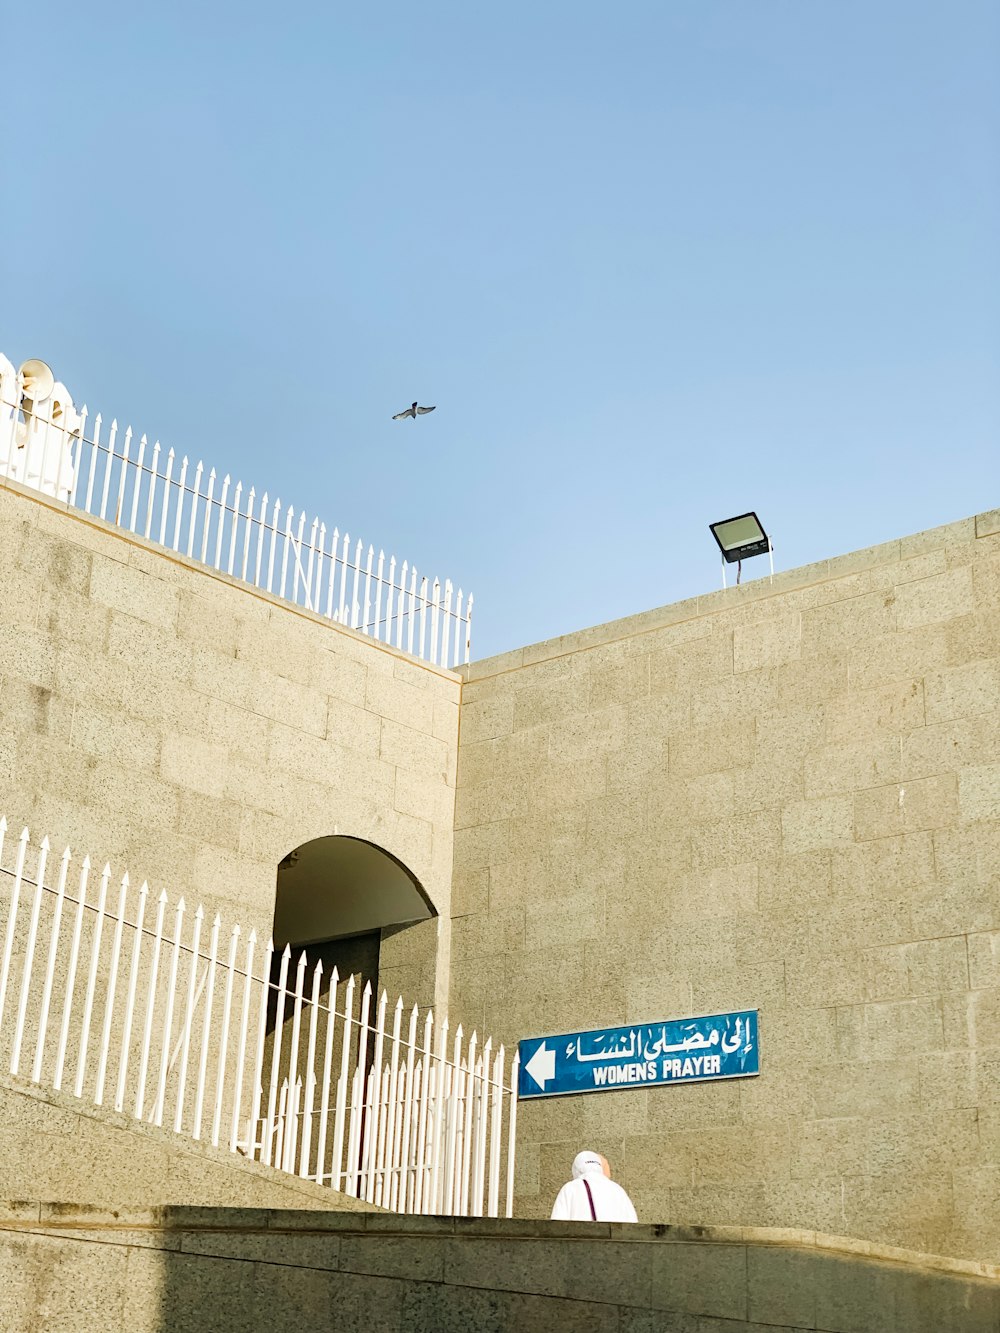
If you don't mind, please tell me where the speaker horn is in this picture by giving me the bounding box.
[18,359,55,405]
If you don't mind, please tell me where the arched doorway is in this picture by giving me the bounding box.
[269,833,435,1019]
[259,835,436,1178]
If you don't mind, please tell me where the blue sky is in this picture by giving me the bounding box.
[4,1,998,661]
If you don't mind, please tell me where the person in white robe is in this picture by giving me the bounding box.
[550,1149,638,1223]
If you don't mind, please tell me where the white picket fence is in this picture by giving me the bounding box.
[0,819,518,1216]
[0,355,473,668]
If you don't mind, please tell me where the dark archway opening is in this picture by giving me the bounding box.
[258,835,436,1178]
[268,834,434,1016]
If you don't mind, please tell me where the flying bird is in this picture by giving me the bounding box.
[392,402,436,420]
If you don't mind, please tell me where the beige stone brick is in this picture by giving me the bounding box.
[825,679,924,744]
[894,565,975,628]
[172,787,244,852]
[801,591,896,658]
[455,738,495,789]
[175,589,244,656]
[0,677,75,743]
[972,546,1000,606]
[107,611,193,681]
[588,652,649,709]
[17,522,93,596]
[668,719,753,779]
[918,1049,979,1111]
[946,609,1000,666]
[834,996,944,1061]
[451,780,493,830]
[689,667,777,728]
[865,1108,980,1177]
[450,865,489,917]
[86,759,179,832]
[690,1121,792,1185]
[968,930,1000,989]
[807,1057,920,1120]
[689,808,781,870]
[492,722,550,785]
[754,704,825,766]
[249,671,328,737]
[363,667,434,733]
[378,717,449,780]
[159,732,229,799]
[785,949,861,1007]
[790,1115,865,1181]
[70,701,161,771]
[524,882,605,951]
[781,794,854,853]
[848,622,949,688]
[311,647,367,705]
[902,714,1000,781]
[942,987,1000,1052]
[649,630,733,694]
[734,612,801,674]
[925,658,1000,723]
[914,868,1000,940]
[512,674,590,731]
[959,762,1000,821]
[853,774,959,840]
[531,754,606,811]
[0,624,59,690]
[861,936,969,1002]
[690,959,786,1014]
[451,904,523,961]
[394,766,453,827]
[803,737,900,799]
[452,820,509,871]
[430,694,459,744]
[830,831,934,897]
[548,705,626,766]
[3,567,41,627]
[90,553,179,631]
[623,972,694,1024]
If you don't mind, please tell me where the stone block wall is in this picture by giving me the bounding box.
[0,479,460,1011]
[450,509,1000,1262]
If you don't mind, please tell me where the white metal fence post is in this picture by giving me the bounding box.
[0,813,517,1216]
[74,862,110,1098]
[228,928,257,1152]
[11,836,50,1075]
[54,855,90,1092]
[133,888,167,1119]
[32,844,71,1083]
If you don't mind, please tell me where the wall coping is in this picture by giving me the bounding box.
[0,472,462,684]
[461,506,1000,681]
[2,1201,998,1283]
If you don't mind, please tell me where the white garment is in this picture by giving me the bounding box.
[550,1170,638,1223]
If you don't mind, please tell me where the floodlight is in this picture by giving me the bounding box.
[709,512,773,587]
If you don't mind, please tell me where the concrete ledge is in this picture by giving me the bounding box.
[2,1202,998,1332]
[0,1072,378,1215]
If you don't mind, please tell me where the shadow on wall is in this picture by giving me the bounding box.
[5,1206,1000,1331]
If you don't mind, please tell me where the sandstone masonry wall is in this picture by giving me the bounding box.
[451,508,1000,1263]
[0,479,460,1011]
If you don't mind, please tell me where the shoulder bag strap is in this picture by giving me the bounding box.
[582,1177,597,1221]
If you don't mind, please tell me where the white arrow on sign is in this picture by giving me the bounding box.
[525,1041,556,1090]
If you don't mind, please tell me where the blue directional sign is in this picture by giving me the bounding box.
[517,1010,759,1100]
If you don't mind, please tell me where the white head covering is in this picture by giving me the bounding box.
[571,1150,604,1179]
